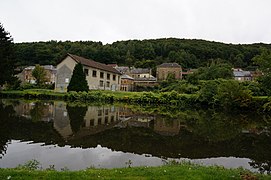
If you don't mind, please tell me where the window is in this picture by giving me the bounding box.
[111,116,114,122]
[92,70,97,77]
[105,116,108,124]
[105,109,109,115]
[90,119,94,126]
[99,80,104,87]
[98,118,102,125]
[65,78,69,83]
[98,110,102,116]
[107,73,110,80]
[106,81,110,87]
[113,75,116,81]
[100,72,104,78]
[84,69,89,76]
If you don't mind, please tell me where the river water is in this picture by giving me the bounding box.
[0,99,270,172]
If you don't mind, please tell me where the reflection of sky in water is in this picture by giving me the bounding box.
[0,140,163,170]
[0,140,255,171]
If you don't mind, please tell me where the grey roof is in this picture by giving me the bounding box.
[121,74,134,80]
[130,68,150,74]
[115,66,130,74]
[233,70,251,77]
[25,65,56,71]
[134,77,157,81]
[157,63,181,68]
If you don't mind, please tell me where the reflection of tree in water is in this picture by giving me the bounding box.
[66,105,87,133]
[249,160,271,174]
[0,101,16,158]
[30,102,46,122]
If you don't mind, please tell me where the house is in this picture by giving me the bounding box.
[129,68,157,87]
[120,74,134,91]
[17,65,56,84]
[55,54,122,92]
[156,63,182,81]
[233,68,252,81]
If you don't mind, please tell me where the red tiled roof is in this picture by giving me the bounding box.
[68,54,121,75]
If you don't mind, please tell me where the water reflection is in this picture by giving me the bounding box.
[0,99,271,173]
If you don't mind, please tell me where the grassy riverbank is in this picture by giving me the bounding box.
[0,89,270,112]
[1,164,270,180]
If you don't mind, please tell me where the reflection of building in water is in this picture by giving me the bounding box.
[53,101,72,140]
[84,106,119,127]
[53,103,120,139]
[154,118,181,136]
[118,107,181,135]
[119,107,134,121]
[13,101,54,122]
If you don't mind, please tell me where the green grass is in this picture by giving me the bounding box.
[0,89,270,112]
[0,164,270,180]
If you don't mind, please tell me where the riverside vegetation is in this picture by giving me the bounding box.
[0,160,270,180]
[1,79,271,113]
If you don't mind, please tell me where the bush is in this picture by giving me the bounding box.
[215,80,252,109]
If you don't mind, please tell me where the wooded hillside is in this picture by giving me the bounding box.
[14,38,271,69]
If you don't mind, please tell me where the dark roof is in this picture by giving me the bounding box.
[157,63,181,68]
[130,68,150,74]
[67,54,121,75]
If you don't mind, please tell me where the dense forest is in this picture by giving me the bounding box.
[14,38,271,70]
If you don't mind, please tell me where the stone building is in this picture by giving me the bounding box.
[120,74,134,91]
[233,68,252,81]
[17,65,56,84]
[55,54,122,92]
[156,63,182,81]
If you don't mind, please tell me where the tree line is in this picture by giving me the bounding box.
[14,38,271,70]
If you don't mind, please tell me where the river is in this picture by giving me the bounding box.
[0,99,270,173]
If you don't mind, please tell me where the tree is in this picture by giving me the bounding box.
[0,23,15,86]
[252,48,271,74]
[67,63,89,92]
[215,80,252,109]
[252,48,271,95]
[66,104,87,133]
[32,65,47,86]
[189,60,233,80]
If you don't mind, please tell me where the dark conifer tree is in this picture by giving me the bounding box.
[0,23,15,86]
[67,63,89,92]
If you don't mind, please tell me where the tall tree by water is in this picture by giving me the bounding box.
[67,63,89,92]
[0,23,15,86]
[252,48,271,95]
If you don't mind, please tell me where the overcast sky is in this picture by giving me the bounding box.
[1,0,271,44]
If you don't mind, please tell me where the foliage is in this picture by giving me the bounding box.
[13,38,270,69]
[242,81,265,96]
[0,164,268,179]
[253,47,271,74]
[32,65,48,86]
[257,74,271,96]
[17,159,41,170]
[253,48,271,96]
[29,101,46,122]
[215,80,252,109]
[66,104,87,133]
[160,80,199,94]
[198,80,219,105]
[188,60,233,80]
[0,23,16,86]
[67,63,89,92]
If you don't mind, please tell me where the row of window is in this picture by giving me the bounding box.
[84,69,116,81]
[99,80,110,87]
